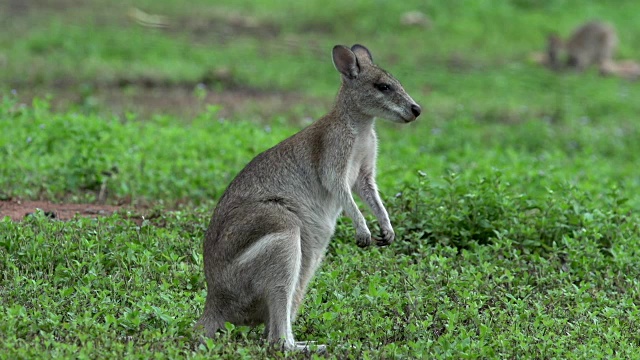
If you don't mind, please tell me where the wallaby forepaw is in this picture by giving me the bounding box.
[356,231,372,247]
[376,227,395,246]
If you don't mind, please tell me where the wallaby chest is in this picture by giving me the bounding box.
[345,129,376,189]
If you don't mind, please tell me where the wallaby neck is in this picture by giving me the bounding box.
[332,87,376,133]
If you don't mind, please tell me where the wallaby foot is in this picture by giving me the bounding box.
[294,341,328,353]
[271,340,327,353]
[193,315,223,339]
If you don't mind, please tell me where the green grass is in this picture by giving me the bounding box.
[2,208,639,358]
[2,0,640,358]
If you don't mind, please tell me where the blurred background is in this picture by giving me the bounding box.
[1,0,640,208]
[2,0,639,123]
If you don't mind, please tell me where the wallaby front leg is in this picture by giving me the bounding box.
[323,181,371,247]
[321,150,372,247]
[339,187,372,247]
[355,169,394,246]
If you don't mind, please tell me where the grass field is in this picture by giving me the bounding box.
[2,0,640,358]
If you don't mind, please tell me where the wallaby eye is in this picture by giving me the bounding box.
[374,83,393,92]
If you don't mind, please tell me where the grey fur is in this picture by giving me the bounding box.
[547,21,618,72]
[195,44,421,352]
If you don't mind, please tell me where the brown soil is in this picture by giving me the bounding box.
[2,0,333,121]
[10,70,330,122]
[1,199,126,221]
[13,85,329,124]
[2,0,84,15]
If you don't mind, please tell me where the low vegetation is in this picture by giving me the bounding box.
[2,0,640,358]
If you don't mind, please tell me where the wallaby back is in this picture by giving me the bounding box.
[566,21,618,70]
[197,44,420,352]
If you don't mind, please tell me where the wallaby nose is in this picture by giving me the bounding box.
[411,104,422,118]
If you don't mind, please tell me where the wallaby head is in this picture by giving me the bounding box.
[546,33,564,70]
[332,44,421,123]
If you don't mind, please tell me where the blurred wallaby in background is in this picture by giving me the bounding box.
[534,20,639,80]
[547,21,618,72]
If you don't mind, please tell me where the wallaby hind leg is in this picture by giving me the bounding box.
[197,226,302,344]
[265,287,296,349]
[290,247,326,322]
[238,228,302,350]
[257,229,327,352]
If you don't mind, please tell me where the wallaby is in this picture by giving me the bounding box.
[545,33,564,70]
[546,21,618,72]
[195,44,421,352]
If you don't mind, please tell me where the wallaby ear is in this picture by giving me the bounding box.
[332,45,359,79]
[351,44,373,65]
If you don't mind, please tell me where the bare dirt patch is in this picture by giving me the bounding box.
[2,0,333,122]
[168,13,281,43]
[1,199,126,221]
[13,84,329,123]
[2,0,85,16]
[8,65,331,121]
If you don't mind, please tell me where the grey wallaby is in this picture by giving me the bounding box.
[547,21,618,72]
[195,44,421,352]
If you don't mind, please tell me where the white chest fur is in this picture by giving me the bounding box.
[346,130,376,189]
